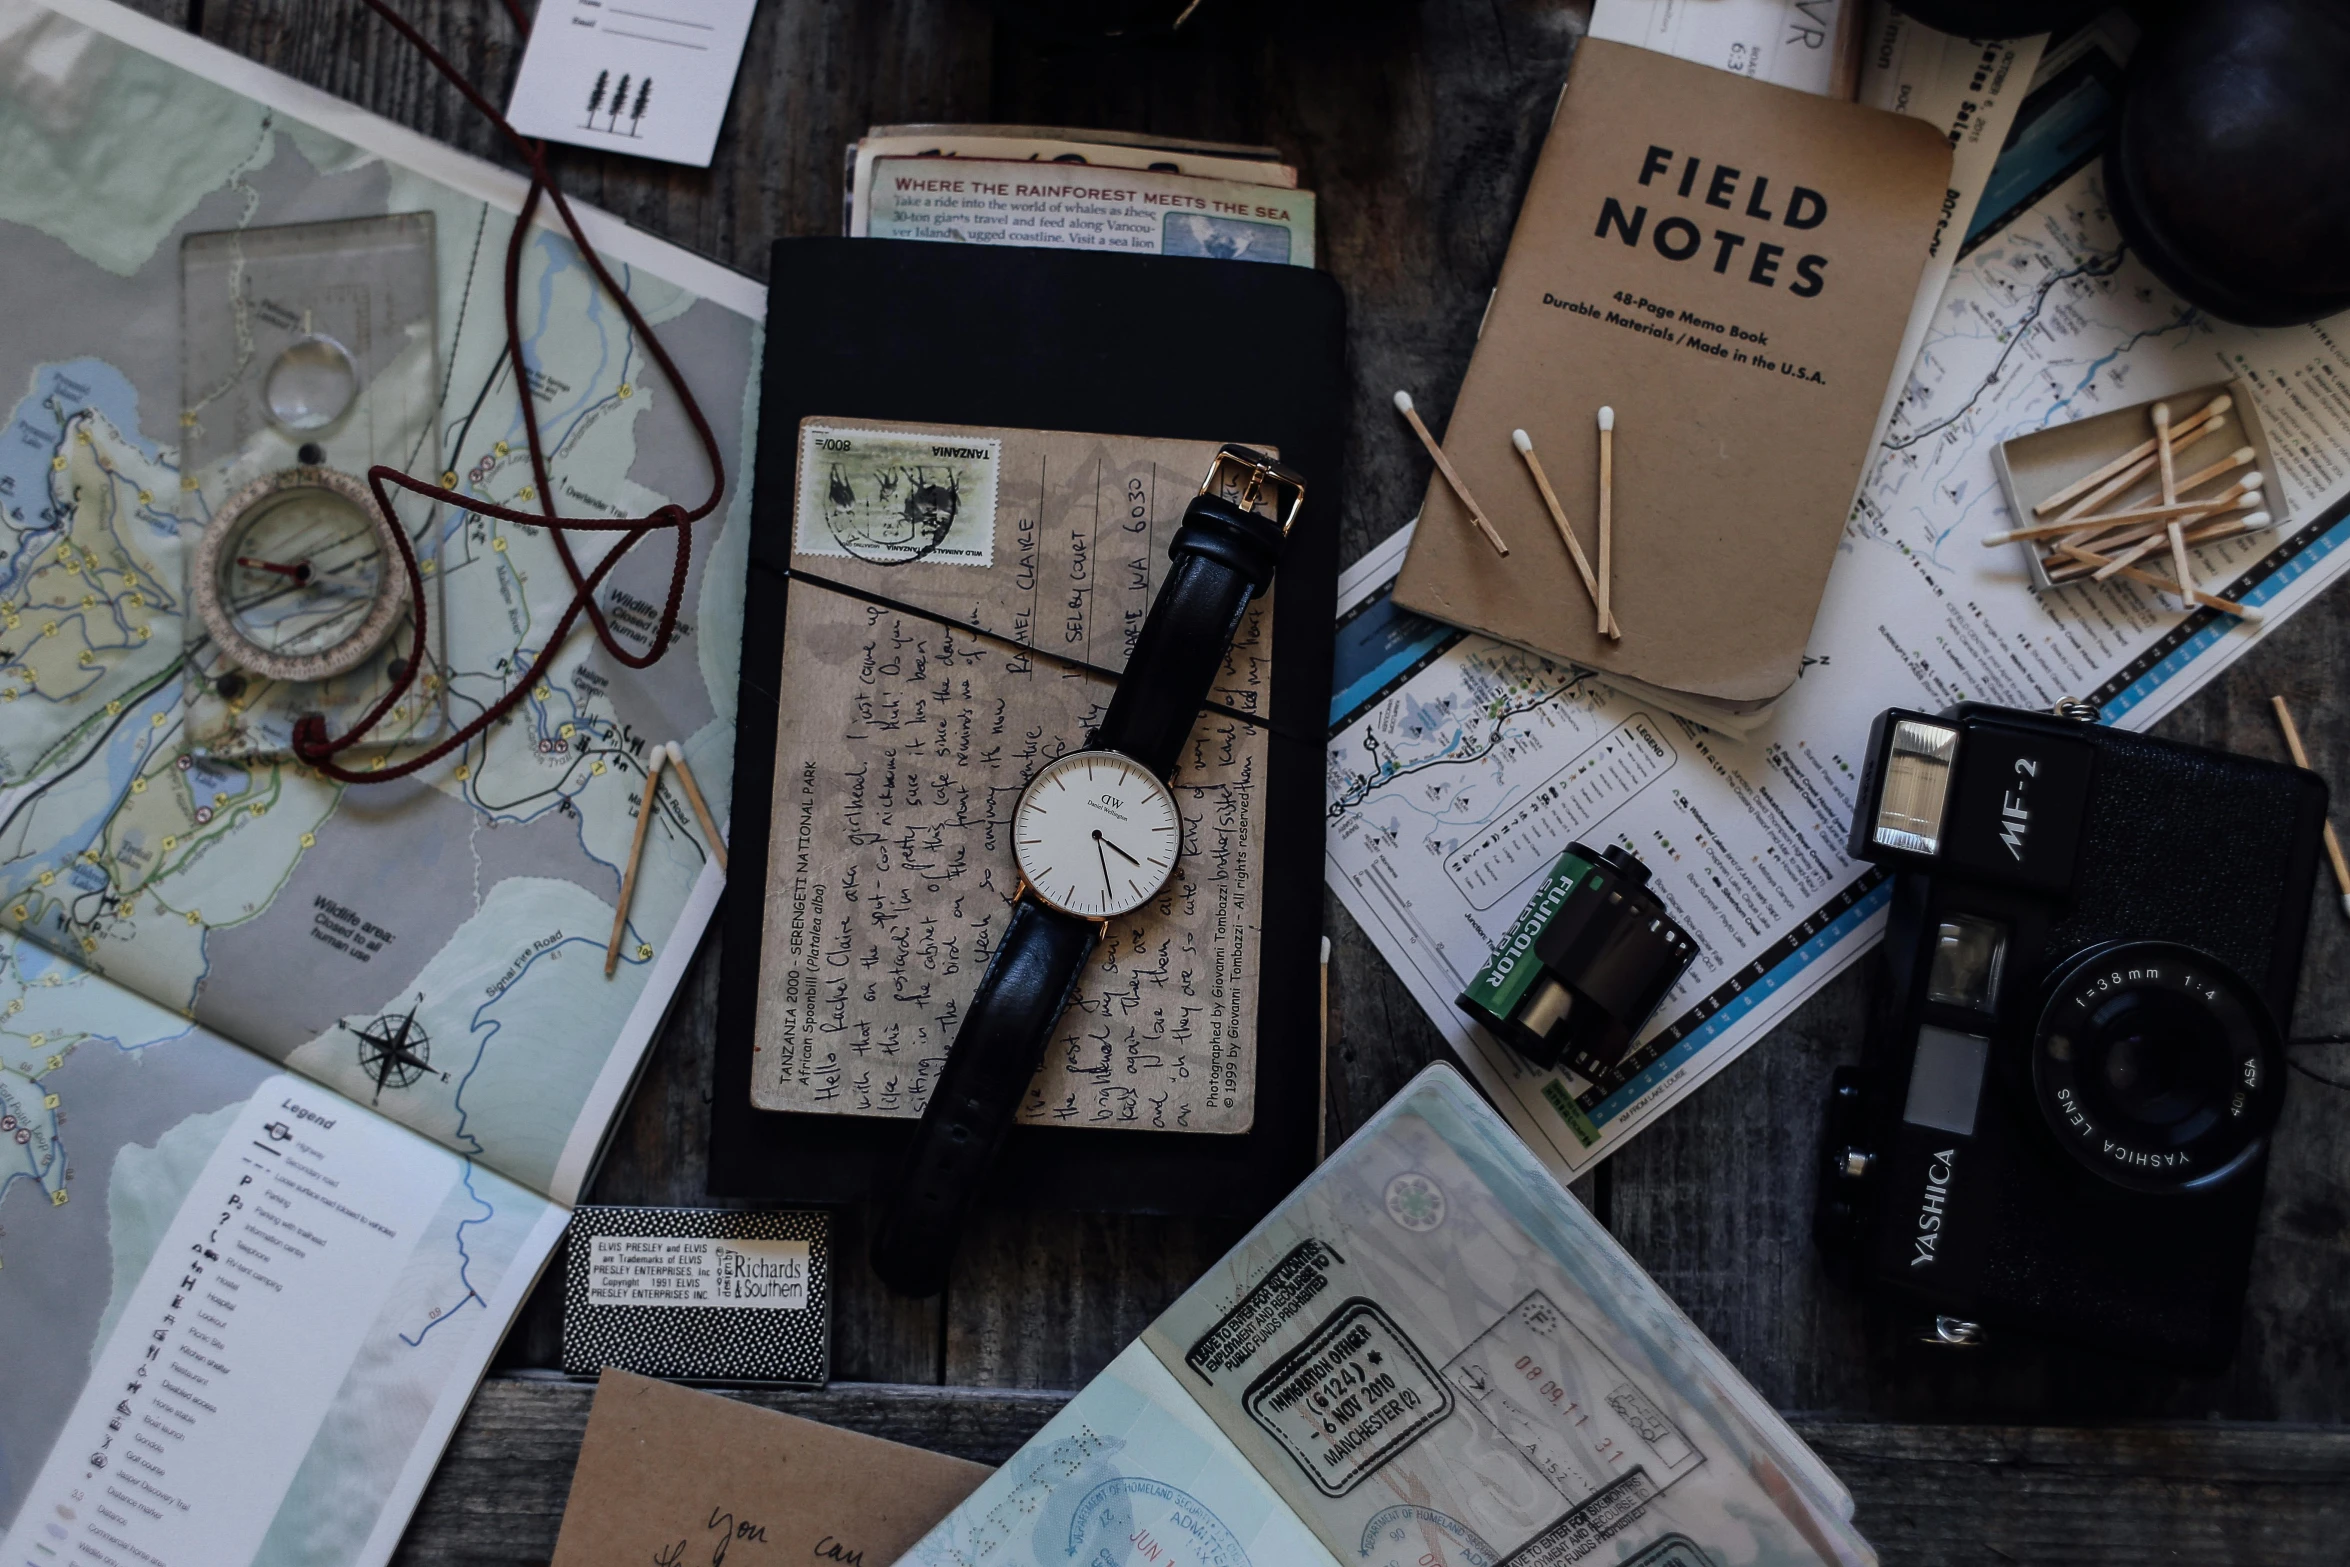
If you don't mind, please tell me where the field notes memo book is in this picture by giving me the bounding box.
[1394,39,1951,706]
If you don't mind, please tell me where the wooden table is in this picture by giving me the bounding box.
[127,3,2350,1560]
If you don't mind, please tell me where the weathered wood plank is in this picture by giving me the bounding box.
[172,0,2350,1478]
[941,1209,1250,1387]
[388,1377,2350,1567]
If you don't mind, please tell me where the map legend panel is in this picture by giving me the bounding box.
[1444,715,1678,910]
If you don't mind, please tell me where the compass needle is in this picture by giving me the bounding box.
[198,468,406,685]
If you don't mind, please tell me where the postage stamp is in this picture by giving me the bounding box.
[795,423,999,567]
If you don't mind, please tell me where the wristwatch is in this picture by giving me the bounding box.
[870,444,1306,1296]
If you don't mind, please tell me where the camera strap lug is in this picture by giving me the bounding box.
[1920,1315,1984,1349]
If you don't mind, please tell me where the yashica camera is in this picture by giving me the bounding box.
[1815,702,2326,1368]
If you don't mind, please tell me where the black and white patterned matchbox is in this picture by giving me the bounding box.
[562,1206,830,1384]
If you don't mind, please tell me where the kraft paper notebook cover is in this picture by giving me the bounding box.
[1393,38,1952,706]
[711,238,1346,1212]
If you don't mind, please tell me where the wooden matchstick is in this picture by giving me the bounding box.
[2081,473,2262,529]
[1596,406,1615,639]
[1317,934,1331,1164]
[2049,542,2260,619]
[2043,413,2239,557]
[2152,402,2198,601]
[2271,694,2350,919]
[2043,404,2231,527]
[663,741,728,874]
[2039,505,2274,573]
[2043,509,2274,581]
[2088,511,2271,581]
[2033,393,2230,515]
[2172,444,2258,500]
[1512,428,1620,638]
[605,745,668,977]
[2153,402,2180,506]
[1986,477,2262,545]
[1394,391,1508,556]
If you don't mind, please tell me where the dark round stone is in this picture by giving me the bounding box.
[2108,0,2350,326]
[297,441,326,466]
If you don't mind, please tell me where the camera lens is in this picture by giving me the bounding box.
[2032,942,2284,1193]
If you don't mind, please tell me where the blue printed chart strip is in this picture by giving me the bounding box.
[1326,156,2350,1180]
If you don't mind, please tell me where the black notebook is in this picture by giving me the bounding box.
[709,238,1348,1213]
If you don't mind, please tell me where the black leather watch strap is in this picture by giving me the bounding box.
[1092,491,1285,777]
[869,898,1100,1297]
[870,465,1295,1299]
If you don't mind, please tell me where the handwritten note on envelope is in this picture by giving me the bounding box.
[751,420,1276,1133]
[549,1370,989,1567]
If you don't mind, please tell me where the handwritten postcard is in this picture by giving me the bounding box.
[751,422,1277,1133]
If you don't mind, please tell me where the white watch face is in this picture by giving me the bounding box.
[1013,750,1181,918]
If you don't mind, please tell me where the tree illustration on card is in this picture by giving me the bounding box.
[629,77,653,137]
[583,67,609,127]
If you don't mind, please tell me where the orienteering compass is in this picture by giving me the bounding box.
[191,466,408,683]
[343,999,444,1105]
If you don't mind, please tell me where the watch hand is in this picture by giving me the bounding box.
[1096,836,1114,902]
[1097,833,1143,866]
[235,555,313,583]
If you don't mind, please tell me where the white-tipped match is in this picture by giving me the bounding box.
[2338,890,2349,920]
[1511,428,1533,452]
[2232,445,2256,463]
[2152,401,2171,423]
[2240,511,2273,530]
[2209,394,2234,416]
[665,740,685,765]
[1320,936,1331,963]
[1597,406,1615,431]
[1393,390,1415,413]
[2241,471,2267,491]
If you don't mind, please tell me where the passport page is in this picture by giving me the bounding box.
[1140,1066,1871,1567]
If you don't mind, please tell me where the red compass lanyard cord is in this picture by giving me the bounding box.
[287,0,726,783]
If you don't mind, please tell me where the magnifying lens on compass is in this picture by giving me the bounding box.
[262,334,361,432]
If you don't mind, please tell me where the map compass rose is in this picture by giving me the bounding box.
[342,997,445,1104]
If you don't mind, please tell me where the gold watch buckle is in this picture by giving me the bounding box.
[1201,444,1307,537]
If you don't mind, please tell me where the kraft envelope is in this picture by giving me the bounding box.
[549,1369,990,1567]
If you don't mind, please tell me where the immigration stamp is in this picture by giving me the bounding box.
[1359,1505,1500,1566]
[1241,1297,1453,1497]
[795,423,999,567]
[1061,1476,1252,1567]
[1185,1237,1346,1382]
